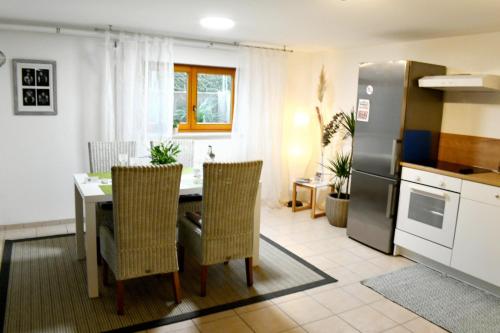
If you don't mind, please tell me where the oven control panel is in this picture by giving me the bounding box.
[401,167,462,193]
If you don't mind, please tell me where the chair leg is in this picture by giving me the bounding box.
[116,280,124,315]
[102,259,109,286]
[172,271,182,304]
[97,241,102,266]
[200,265,208,297]
[245,257,253,287]
[177,244,185,272]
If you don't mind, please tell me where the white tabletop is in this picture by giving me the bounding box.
[74,172,203,203]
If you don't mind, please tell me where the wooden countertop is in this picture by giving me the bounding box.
[401,162,500,188]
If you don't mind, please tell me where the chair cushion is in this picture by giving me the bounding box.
[185,211,202,228]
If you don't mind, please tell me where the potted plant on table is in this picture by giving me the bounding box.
[323,110,356,227]
[150,141,180,165]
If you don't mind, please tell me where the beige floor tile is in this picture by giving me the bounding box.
[403,318,448,333]
[303,255,339,270]
[277,296,332,324]
[370,300,417,324]
[383,326,412,333]
[192,310,236,325]
[311,288,364,314]
[234,300,273,314]
[342,283,384,304]
[323,266,362,287]
[282,327,307,333]
[348,245,385,260]
[304,282,340,296]
[239,305,297,333]
[148,320,198,332]
[196,316,252,333]
[286,244,317,257]
[368,256,414,273]
[339,305,398,333]
[324,249,364,266]
[302,315,359,333]
[272,291,308,304]
[344,261,385,279]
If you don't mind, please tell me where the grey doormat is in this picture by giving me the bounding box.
[0,234,335,333]
[362,264,500,333]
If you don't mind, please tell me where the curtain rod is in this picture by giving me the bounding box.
[0,22,294,53]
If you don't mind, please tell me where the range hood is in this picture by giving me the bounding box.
[418,74,500,92]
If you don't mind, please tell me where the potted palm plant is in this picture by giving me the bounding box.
[323,110,355,227]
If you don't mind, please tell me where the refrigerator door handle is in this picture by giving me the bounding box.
[385,183,396,218]
[390,139,403,176]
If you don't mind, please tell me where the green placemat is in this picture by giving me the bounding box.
[88,172,111,179]
[99,185,112,195]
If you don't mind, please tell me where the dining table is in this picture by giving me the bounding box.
[73,168,261,298]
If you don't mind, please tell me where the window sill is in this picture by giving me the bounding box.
[173,132,232,140]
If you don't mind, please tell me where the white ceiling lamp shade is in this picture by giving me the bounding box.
[200,17,235,30]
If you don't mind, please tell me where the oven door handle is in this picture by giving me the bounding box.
[411,188,446,200]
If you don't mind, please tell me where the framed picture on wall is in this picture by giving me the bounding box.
[12,59,57,115]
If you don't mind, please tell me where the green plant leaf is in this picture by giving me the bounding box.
[150,141,180,165]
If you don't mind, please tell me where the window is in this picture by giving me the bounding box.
[174,64,236,132]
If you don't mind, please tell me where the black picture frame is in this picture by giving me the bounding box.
[12,59,57,115]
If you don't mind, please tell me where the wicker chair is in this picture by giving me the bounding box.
[88,141,136,173]
[99,165,183,314]
[178,161,263,296]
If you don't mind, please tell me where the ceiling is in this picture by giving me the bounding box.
[2,0,500,51]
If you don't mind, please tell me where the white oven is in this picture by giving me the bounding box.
[396,169,461,248]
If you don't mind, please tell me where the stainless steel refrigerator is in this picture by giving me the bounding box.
[347,60,446,254]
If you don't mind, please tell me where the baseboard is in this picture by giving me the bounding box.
[1,218,75,231]
[396,246,500,297]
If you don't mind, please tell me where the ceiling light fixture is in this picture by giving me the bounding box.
[200,17,235,30]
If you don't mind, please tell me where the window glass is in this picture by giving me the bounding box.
[196,73,232,124]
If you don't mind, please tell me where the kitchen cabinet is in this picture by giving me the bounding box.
[451,181,500,286]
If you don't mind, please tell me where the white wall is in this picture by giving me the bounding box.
[0,30,238,225]
[0,30,104,225]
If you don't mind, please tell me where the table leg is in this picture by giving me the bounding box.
[74,185,85,260]
[292,183,297,212]
[84,202,99,298]
[311,187,317,219]
[252,183,261,267]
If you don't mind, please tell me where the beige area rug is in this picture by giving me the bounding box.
[0,234,336,332]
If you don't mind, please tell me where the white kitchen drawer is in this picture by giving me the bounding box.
[394,229,452,265]
[461,180,500,207]
[401,167,462,192]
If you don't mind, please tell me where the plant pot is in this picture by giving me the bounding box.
[325,193,349,228]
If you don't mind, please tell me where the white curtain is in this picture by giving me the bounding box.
[103,32,174,155]
[232,48,288,206]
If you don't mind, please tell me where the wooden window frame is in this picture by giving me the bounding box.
[175,64,236,132]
